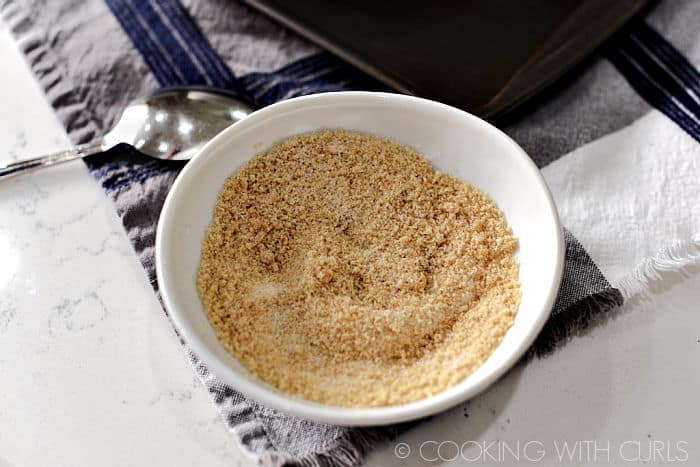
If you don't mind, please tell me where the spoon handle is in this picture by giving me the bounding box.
[0,142,104,180]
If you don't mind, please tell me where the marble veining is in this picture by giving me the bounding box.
[0,296,17,334]
[47,286,109,337]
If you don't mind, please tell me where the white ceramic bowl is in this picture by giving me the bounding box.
[156,92,564,426]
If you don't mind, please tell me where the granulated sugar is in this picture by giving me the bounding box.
[197,130,521,407]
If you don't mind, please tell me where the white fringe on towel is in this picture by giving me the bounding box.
[617,233,700,300]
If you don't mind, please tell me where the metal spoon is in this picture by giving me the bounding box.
[0,88,254,179]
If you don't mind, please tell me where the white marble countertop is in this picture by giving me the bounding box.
[1,22,698,467]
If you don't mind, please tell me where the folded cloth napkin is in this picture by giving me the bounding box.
[2,0,699,466]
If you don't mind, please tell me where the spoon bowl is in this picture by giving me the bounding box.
[103,88,254,160]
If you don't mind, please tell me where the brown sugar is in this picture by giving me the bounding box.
[197,129,521,407]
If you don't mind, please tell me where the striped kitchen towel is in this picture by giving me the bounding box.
[2,0,698,466]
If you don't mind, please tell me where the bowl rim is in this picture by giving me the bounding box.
[155,91,564,426]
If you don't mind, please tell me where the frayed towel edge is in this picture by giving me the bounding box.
[258,428,394,467]
[616,233,700,300]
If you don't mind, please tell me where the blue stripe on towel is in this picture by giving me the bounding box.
[144,0,240,90]
[104,0,183,85]
[254,65,364,106]
[238,54,338,96]
[104,0,238,89]
[606,20,700,143]
[631,23,700,100]
[129,0,213,85]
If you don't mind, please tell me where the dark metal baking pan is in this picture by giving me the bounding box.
[243,0,650,119]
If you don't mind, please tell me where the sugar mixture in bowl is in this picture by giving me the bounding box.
[197,129,521,407]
